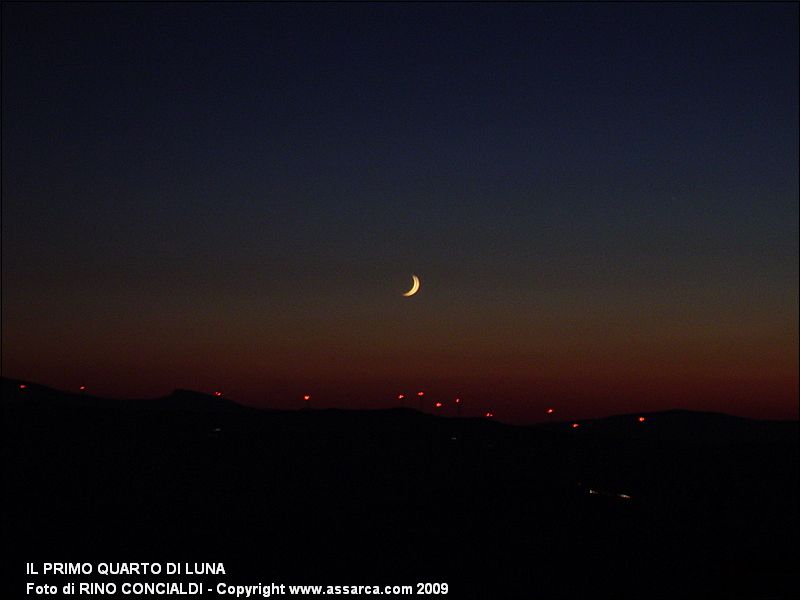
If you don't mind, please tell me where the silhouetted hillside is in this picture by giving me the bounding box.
[2,378,797,599]
[2,378,250,413]
[534,408,798,444]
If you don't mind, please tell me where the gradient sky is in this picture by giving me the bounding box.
[3,3,798,422]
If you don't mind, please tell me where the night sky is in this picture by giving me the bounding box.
[3,3,797,422]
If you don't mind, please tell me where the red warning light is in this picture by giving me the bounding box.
[79,385,87,392]
[19,384,27,390]
[417,391,424,397]
[435,402,442,408]
[303,395,311,401]
[572,423,580,428]
[213,391,222,397]
[485,411,494,418]
[546,408,554,414]
[638,416,646,423]
[398,394,405,400]
[455,398,461,404]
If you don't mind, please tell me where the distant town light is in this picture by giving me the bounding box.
[485,411,494,418]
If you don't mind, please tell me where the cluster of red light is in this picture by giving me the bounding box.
[14,382,660,430]
[10,379,662,432]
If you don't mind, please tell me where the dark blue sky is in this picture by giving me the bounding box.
[3,3,797,421]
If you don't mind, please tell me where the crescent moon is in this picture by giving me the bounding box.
[402,274,420,297]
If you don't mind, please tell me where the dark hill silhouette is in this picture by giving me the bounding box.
[153,389,254,413]
[2,378,250,413]
[3,377,794,444]
[2,377,797,599]
[533,408,798,444]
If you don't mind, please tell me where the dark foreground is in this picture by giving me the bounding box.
[2,379,798,598]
